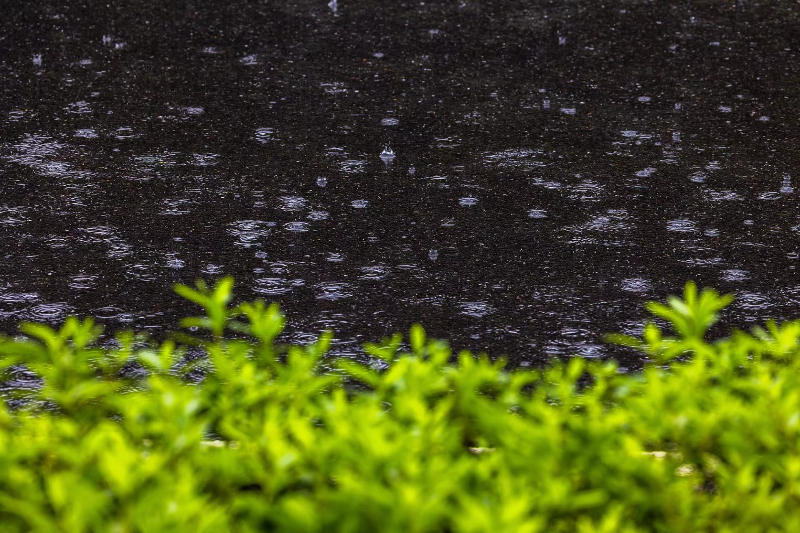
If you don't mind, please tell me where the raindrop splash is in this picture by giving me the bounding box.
[380,146,395,165]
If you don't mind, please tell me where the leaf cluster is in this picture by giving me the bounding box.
[1,280,799,531]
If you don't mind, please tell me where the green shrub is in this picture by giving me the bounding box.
[1,279,800,531]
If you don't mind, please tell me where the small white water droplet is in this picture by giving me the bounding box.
[317,176,327,187]
[380,146,395,165]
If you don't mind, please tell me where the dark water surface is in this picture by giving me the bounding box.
[2,0,800,367]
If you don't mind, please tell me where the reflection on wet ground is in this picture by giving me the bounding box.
[2,0,800,368]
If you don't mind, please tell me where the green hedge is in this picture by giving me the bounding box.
[1,279,800,532]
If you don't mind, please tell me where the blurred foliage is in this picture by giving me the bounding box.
[1,279,800,531]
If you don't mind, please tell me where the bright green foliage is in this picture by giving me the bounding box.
[1,281,800,531]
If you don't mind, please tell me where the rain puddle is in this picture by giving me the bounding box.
[2,1,800,366]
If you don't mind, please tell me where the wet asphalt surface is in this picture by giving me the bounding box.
[2,0,800,367]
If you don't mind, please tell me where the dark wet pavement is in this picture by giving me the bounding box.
[2,0,800,367]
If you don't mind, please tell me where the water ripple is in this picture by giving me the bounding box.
[227,220,273,247]
[359,265,390,281]
[254,127,275,142]
[23,303,73,322]
[0,292,39,303]
[620,278,652,293]
[279,196,307,211]
[459,301,496,318]
[315,282,353,301]
[0,206,29,226]
[254,277,303,296]
[484,148,546,171]
[666,219,697,233]
[68,275,98,290]
[721,269,749,282]
[737,292,773,311]
[284,221,310,232]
